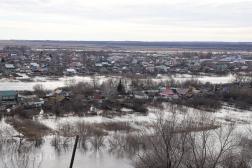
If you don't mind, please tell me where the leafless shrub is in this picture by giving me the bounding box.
[96,122,134,132]
[135,114,189,168]
[172,96,222,112]
[33,138,44,149]
[75,122,91,151]
[108,133,144,158]
[223,87,252,109]
[221,152,249,168]
[50,135,71,154]
[56,122,108,151]
[89,133,105,152]
[33,84,47,98]
[5,118,51,139]
[135,113,240,168]
[0,136,43,168]
[57,122,72,137]
[100,79,118,97]
[239,126,252,166]
[184,125,238,168]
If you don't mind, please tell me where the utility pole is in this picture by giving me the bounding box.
[69,135,79,168]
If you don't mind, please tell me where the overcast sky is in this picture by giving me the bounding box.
[0,0,251,41]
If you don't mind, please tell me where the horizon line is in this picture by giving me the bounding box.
[0,39,252,43]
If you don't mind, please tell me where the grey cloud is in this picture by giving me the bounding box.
[0,0,251,34]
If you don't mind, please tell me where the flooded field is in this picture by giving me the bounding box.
[0,74,235,91]
[0,73,251,168]
[1,101,252,168]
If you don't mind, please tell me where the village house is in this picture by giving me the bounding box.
[144,90,159,99]
[176,88,190,97]
[0,90,18,105]
[5,63,15,70]
[19,94,44,108]
[64,68,77,76]
[159,87,178,100]
[245,60,252,70]
[30,62,40,72]
[132,91,149,99]
[215,63,228,72]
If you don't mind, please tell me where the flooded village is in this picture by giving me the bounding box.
[0,0,251,166]
[0,42,252,168]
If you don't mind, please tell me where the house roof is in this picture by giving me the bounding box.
[176,88,189,95]
[66,68,77,73]
[5,64,15,69]
[30,63,39,67]
[160,87,175,96]
[133,91,148,97]
[0,91,17,97]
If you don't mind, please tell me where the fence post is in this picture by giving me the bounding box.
[69,135,79,168]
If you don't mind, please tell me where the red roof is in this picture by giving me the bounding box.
[160,87,175,96]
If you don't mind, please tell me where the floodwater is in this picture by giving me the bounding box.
[38,137,133,168]
[0,116,134,168]
[170,73,235,84]
[0,73,235,91]
[0,73,248,168]
[0,75,106,91]
[1,102,252,168]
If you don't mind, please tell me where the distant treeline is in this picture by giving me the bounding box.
[0,40,252,51]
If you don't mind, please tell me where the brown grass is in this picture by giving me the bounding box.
[96,122,135,132]
[6,117,53,139]
[56,121,135,138]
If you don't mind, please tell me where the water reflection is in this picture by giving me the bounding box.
[0,123,134,168]
[0,136,44,168]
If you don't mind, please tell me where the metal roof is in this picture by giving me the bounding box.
[0,91,17,97]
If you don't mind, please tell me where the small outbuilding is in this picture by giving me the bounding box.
[0,90,18,104]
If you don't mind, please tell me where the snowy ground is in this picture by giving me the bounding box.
[38,103,252,135]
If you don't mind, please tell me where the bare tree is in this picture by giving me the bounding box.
[33,84,46,97]
[90,133,105,152]
[0,135,43,168]
[135,113,241,168]
[185,125,238,168]
[100,79,117,97]
[135,113,189,168]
